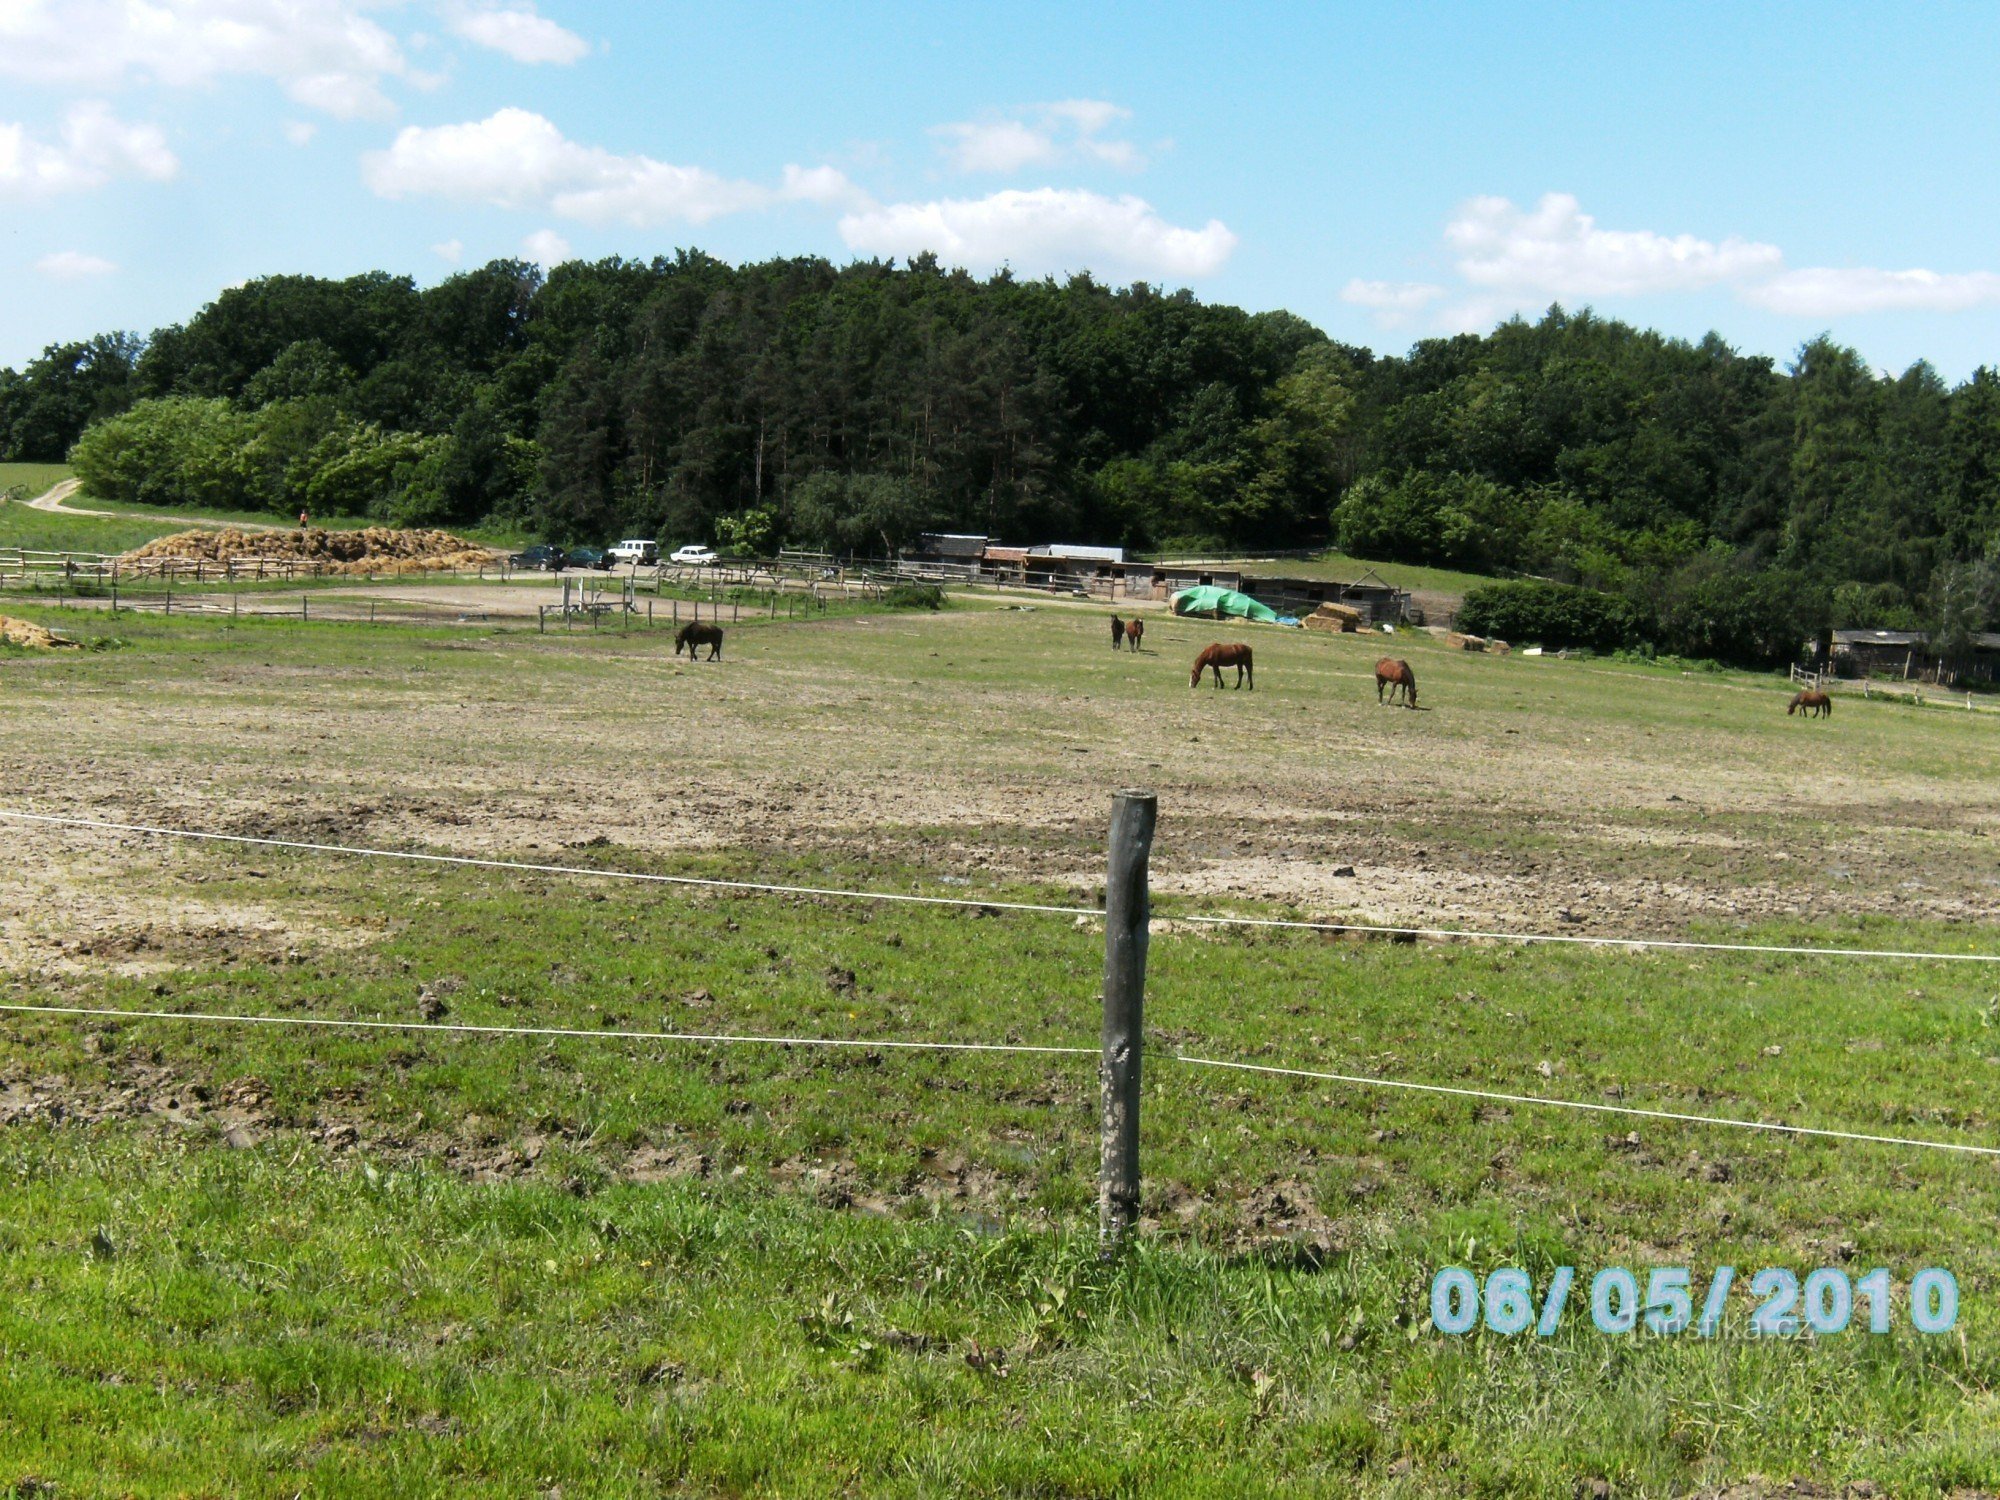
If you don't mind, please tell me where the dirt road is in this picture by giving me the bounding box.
[26,479,282,531]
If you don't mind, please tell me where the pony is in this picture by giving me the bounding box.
[1124,617,1145,652]
[1191,642,1253,690]
[675,621,724,660]
[1110,613,1125,649]
[1375,658,1417,708]
[1788,689,1831,718]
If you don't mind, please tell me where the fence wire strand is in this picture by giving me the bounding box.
[4,808,1995,966]
[0,1001,1993,1160]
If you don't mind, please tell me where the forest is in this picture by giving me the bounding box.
[6,249,2000,665]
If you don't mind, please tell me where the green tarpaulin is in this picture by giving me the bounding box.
[1170,586,1283,623]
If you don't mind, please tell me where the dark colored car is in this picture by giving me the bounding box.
[565,546,613,571]
[509,545,567,572]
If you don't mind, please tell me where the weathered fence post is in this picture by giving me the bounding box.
[1100,787,1157,1256]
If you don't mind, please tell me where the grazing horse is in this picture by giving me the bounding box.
[1124,617,1145,652]
[1375,657,1417,708]
[1191,641,1253,690]
[675,621,724,660]
[1110,613,1125,649]
[1788,689,1831,718]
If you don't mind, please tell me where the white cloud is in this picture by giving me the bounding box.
[0,101,177,197]
[1341,279,1446,314]
[0,0,410,118]
[431,237,464,264]
[365,107,842,226]
[779,162,871,211]
[443,2,588,65]
[934,99,1143,175]
[838,188,1236,281]
[1446,192,1782,299]
[1348,190,2000,331]
[284,119,318,146]
[35,250,118,278]
[521,227,571,264]
[1741,266,2000,317]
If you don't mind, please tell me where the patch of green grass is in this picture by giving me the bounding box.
[0,461,72,499]
[0,829,1996,1493]
[0,496,193,555]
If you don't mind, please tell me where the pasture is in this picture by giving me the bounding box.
[1,595,1997,1495]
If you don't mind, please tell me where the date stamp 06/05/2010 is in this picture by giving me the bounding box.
[1430,1265,1960,1339]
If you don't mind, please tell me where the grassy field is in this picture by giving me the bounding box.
[0,464,531,553]
[0,599,1996,1494]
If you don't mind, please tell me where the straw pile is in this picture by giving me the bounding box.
[1301,602,1365,634]
[0,615,77,649]
[118,527,494,576]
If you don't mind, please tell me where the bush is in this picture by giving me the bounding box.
[882,583,945,611]
[1456,580,1643,652]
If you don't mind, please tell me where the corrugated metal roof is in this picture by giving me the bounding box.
[1833,629,1926,646]
[1035,543,1125,563]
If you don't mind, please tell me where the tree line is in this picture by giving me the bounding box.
[8,250,2000,664]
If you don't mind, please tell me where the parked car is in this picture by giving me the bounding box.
[509,544,566,572]
[566,546,613,571]
[608,539,658,565]
[670,544,718,567]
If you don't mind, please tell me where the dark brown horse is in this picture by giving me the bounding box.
[1191,641,1253,690]
[1110,613,1125,649]
[675,622,723,660]
[1124,617,1145,652]
[1375,657,1417,707]
[1788,689,1831,718]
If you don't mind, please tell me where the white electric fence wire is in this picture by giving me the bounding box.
[4,809,1995,966]
[0,1002,1992,1161]
[1166,1053,2000,1158]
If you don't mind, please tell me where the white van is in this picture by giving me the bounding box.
[608,539,657,565]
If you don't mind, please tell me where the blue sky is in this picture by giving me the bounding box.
[7,1,2000,378]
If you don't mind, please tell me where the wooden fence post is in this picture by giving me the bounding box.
[1100,787,1157,1256]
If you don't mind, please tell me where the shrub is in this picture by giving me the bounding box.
[1456,580,1643,652]
[882,583,945,611]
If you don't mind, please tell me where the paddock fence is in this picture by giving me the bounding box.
[3,796,1996,1257]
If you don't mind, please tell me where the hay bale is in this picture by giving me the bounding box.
[1444,631,1489,651]
[0,615,77,649]
[1304,602,1364,633]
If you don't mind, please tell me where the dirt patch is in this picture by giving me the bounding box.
[0,842,372,976]
[119,526,494,576]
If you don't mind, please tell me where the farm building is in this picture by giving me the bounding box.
[1825,628,2000,684]
[978,543,1126,591]
[903,534,991,578]
[1239,568,1408,624]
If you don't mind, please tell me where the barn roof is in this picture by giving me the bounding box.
[1833,629,1926,647]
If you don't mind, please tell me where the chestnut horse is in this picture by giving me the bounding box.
[1788,689,1831,718]
[675,621,724,660]
[1124,617,1145,652]
[1191,641,1253,690]
[1110,613,1125,649]
[1375,657,1417,707]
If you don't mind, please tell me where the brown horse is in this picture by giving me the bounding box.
[1788,689,1831,718]
[1375,657,1417,707]
[1110,613,1125,649]
[675,621,723,660]
[1124,617,1144,652]
[1191,642,1253,690]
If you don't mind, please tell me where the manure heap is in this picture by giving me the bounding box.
[118,527,494,576]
